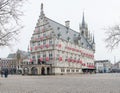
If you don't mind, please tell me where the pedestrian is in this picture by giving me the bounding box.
[1,70,4,77]
[4,69,8,78]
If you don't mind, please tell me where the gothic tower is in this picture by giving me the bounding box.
[79,12,88,38]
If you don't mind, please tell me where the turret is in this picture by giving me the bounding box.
[92,35,95,52]
[27,45,30,59]
[37,3,45,26]
[40,3,45,17]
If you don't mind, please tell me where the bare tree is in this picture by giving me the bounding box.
[105,25,120,50]
[0,0,25,46]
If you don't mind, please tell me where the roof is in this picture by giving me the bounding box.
[7,50,29,59]
[7,53,16,58]
[95,60,110,63]
[46,17,93,50]
[114,61,120,65]
[33,3,94,51]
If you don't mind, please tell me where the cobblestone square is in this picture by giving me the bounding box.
[0,73,120,93]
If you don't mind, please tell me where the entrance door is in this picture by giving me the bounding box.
[31,67,38,75]
[23,67,29,74]
[41,67,45,75]
[47,67,50,75]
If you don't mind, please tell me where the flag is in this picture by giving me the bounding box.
[39,57,43,61]
[30,59,33,62]
[59,57,62,61]
[46,57,49,61]
[45,44,49,48]
[34,46,38,50]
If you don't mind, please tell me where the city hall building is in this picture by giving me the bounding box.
[22,3,95,75]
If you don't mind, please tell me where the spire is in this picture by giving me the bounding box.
[87,31,90,40]
[27,45,30,58]
[41,3,43,11]
[40,3,44,16]
[92,34,95,51]
[27,45,29,52]
[91,33,92,41]
[82,12,85,28]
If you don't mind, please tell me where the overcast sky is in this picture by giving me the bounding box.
[0,0,120,63]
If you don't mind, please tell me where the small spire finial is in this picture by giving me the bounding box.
[41,3,43,11]
[40,3,44,16]
[27,45,29,52]
[82,12,85,27]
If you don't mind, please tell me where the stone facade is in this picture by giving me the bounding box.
[22,3,95,75]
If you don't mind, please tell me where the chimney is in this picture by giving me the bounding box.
[65,21,70,28]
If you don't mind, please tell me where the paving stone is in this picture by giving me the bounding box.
[0,73,120,93]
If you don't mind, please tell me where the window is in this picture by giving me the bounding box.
[43,54,46,58]
[56,54,59,60]
[38,34,40,38]
[66,30,68,34]
[82,31,84,35]
[32,56,35,60]
[49,40,52,45]
[61,69,65,72]
[32,42,35,46]
[49,53,53,60]
[65,56,68,61]
[57,27,60,30]
[67,37,70,41]
[76,70,79,72]
[72,69,74,72]
[67,69,70,72]
[82,43,84,46]
[57,33,61,38]
[38,41,40,45]
[43,33,46,37]
[43,40,46,45]
[74,34,76,37]
[37,55,40,59]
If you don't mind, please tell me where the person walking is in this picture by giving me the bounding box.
[1,70,4,77]
[4,69,8,78]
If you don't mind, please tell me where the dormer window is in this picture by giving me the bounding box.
[81,31,84,35]
[66,30,68,34]
[87,45,89,48]
[58,33,61,38]
[81,42,84,46]
[67,37,70,41]
[57,27,60,30]
[74,34,76,37]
